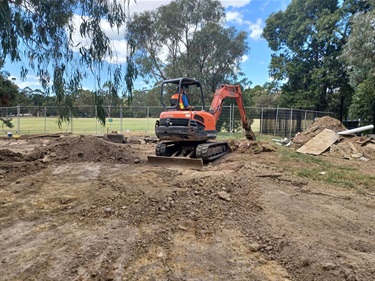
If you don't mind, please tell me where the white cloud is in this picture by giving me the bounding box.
[11,75,41,89]
[109,39,129,64]
[241,55,249,63]
[69,14,128,64]
[248,18,263,40]
[220,0,252,8]
[226,11,264,41]
[226,11,244,25]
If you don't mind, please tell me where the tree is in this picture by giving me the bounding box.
[249,84,280,108]
[0,0,136,125]
[131,88,160,107]
[0,70,18,106]
[0,69,18,127]
[262,0,371,117]
[340,8,375,129]
[126,0,250,103]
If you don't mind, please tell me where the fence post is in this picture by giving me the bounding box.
[232,104,235,134]
[16,105,20,133]
[120,106,123,133]
[304,110,307,131]
[274,106,279,136]
[70,109,73,134]
[44,106,47,133]
[95,106,98,134]
[147,106,150,134]
[260,107,264,136]
[289,108,293,139]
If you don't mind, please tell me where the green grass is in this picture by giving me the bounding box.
[2,117,159,135]
[2,116,261,137]
[279,147,375,193]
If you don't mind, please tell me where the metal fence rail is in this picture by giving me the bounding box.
[1,105,332,139]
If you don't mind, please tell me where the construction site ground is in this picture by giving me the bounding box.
[0,133,374,281]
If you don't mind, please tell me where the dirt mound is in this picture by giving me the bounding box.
[0,149,24,162]
[292,116,347,146]
[228,140,278,154]
[329,136,375,160]
[25,135,142,164]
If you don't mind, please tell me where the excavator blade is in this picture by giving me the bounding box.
[147,155,203,169]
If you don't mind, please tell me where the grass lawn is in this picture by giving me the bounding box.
[2,116,261,137]
[2,117,158,135]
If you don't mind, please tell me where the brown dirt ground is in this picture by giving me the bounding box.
[0,134,374,281]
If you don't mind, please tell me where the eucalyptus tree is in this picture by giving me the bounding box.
[0,70,18,107]
[340,6,375,128]
[0,0,136,125]
[126,0,250,102]
[263,0,371,117]
[0,70,18,127]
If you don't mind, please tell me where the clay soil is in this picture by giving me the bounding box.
[0,134,374,281]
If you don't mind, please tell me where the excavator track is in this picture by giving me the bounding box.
[148,141,231,168]
[196,141,231,161]
[148,141,204,169]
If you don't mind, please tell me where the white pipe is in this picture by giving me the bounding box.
[337,125,374,135]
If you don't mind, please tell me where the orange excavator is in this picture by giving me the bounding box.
[147,77,256,167]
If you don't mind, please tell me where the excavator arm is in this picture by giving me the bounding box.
[209,84,256,140]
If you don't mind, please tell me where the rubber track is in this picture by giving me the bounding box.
[196,142,231,161]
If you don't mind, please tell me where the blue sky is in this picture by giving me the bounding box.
[5,0,290,91]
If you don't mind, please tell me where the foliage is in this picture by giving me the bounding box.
[0,70,18,106]
[249,84,280,108]
[0,70,18,128]
[126,0,250,103]
[0,0,136,126]
[262,0,371,117]
[131,88,160,107]
[340,9,375,126]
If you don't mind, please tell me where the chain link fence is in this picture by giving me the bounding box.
[1,105,332,139]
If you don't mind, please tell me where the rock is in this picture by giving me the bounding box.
[218,191,231,201]
[249,242,260,252]
[346,274,357,281]
[127,138,144,145]
[321,261,337,270]
[134,157,141,164]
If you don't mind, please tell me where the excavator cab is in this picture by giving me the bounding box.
[161,77,205,111]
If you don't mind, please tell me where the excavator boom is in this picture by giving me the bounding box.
[209,84,255,140]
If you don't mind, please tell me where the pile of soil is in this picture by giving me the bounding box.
[329,136,375,160]
[228,140,278,154]
[0,149,23,162]
[292,116,347,146]
[25,135,142,164]
[290,116,375,160]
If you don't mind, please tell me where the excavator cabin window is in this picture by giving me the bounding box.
[169,86,194,111]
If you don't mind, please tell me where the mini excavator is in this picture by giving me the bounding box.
[147,77,256,168]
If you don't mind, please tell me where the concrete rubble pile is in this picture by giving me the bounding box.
[290,116,375,161]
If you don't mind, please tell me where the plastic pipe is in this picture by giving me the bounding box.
[337,125,374,135]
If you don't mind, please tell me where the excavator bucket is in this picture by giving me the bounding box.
[147,155,203,169]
